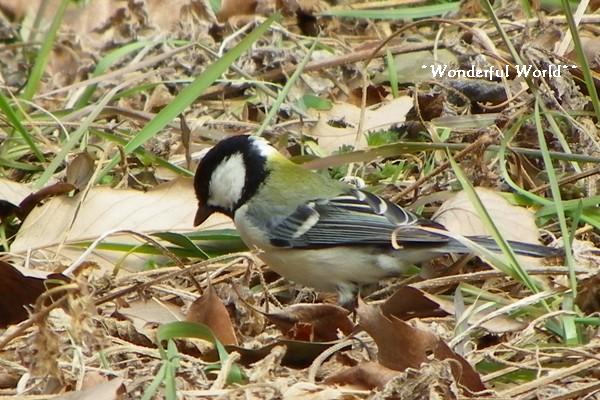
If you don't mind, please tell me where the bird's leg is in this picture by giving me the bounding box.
[337,283,360,321]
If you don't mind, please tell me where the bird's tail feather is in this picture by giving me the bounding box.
[442,236,560,258]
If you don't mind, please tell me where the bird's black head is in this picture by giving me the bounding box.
[193,135,273,226]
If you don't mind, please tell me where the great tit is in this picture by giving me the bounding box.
[193,135,557,307]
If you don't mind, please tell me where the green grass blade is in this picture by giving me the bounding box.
[255,37,318,137]
[153,232,209,259]
[303,139,600,171]
[74,41,157,108]
[301,94,332,111]
[497,117,553,207]
[29,0,52,43]
[534,98,579,345]
[97,14,279,182]
[91,129,193,177]
[0,92,45,162]
[544,110,582,173]
[157,321,244,384]
[141,363,167,400]
[445,150,540,293]
[321,3,460,19]
[209,0,221,12]
[0,157,44,171]
[535,99,576,293]
[561,0,600,121]
[71,242,207,259]
[575,317,600,326]
[33,81,128,189]
[479,0,537,92]
[21,0,69,101]
[536,196,600,217]
[386,49,399,99]
[164,340,180,400]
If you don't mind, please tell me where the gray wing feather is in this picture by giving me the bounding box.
[268,189,449,249]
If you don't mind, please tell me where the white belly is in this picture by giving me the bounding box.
[255,246,414,292]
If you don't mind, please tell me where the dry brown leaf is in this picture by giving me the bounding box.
[0,0,37,19]
[10,0,115,47]
[0,261,69,327]
[381,286,449,320]
[143,83,175,113]
[0,178,32,205]
[9,178,233,274]
[5,0,204,78]
[145,0,201,31]
[80,371,111,390]
[66,152,95,191]
[376,360,461,400]
[570,34,600,71]
[119,298,184,335]
[0,373,19,390]
[266,303,354,342]
[358,300,438,371]
[216,0,258,21]
[282,382,344,400]
[325,361,402,390]
[306,96,412,154]
[433,187,540,244]
[46,43,81,87]
[102,318,154,348]
[187,284,238,346]
[576,273,600,314]
[382,286,525,334]
[226,339,338,368]
[357,300,485,393]
[11,178,233,254]
[0,261,47,328]
[53,377,124,400]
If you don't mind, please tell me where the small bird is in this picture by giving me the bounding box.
[193,135,557,307]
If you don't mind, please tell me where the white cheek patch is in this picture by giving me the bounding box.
[250,136,278,157]
[208,152,246,210]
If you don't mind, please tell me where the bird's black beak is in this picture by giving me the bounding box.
[194,203,213,227]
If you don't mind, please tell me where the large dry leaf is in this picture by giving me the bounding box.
[266,303,354,342]
[12,178,231,252]
[282,382,343,400]
[2,0,195,46]
[11,178,234,271]
[0,260,69,327]
[433,187,540,244]
[325,361,402,390]
[0,178,32,205]
[366,359,460,399]
[119,298,184,334]
[306,96,412,154]
[187,284,238,346]
[53,377,124,400]
[0,261,47,327]
[357,301,485,393]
